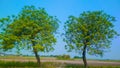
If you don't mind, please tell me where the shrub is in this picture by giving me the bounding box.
[57,54,70,60]
[74,56,82,59]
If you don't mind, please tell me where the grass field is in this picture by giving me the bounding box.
[0,61,120,68]
[0,56,120,68]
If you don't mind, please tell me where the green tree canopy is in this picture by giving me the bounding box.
[64,11,117,68]
[0,6,59,65]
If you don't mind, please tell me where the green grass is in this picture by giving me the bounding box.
[0,61,39,68]
[65,64,120,68]
[0,61,120,68]
[0,61,62,68]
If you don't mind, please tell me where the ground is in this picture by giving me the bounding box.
[0,56,120,68]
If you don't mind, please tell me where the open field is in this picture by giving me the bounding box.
[0,56,120,68]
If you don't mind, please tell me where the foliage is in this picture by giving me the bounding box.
[64,11,117,56]
[57,54,71,60]
[0,6,59,53]
[64,11,118,68]
[74,56,82,59]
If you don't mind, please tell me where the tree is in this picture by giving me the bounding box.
[64,11,117,68]
[0,6,59,65]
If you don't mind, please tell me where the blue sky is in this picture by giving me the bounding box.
[0,0,120,60]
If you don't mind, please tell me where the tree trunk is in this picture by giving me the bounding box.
[32,41,41,65]
[82,44,87,68]
[33,47,41,65]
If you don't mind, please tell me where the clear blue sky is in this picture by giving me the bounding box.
[0,0,120,60]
